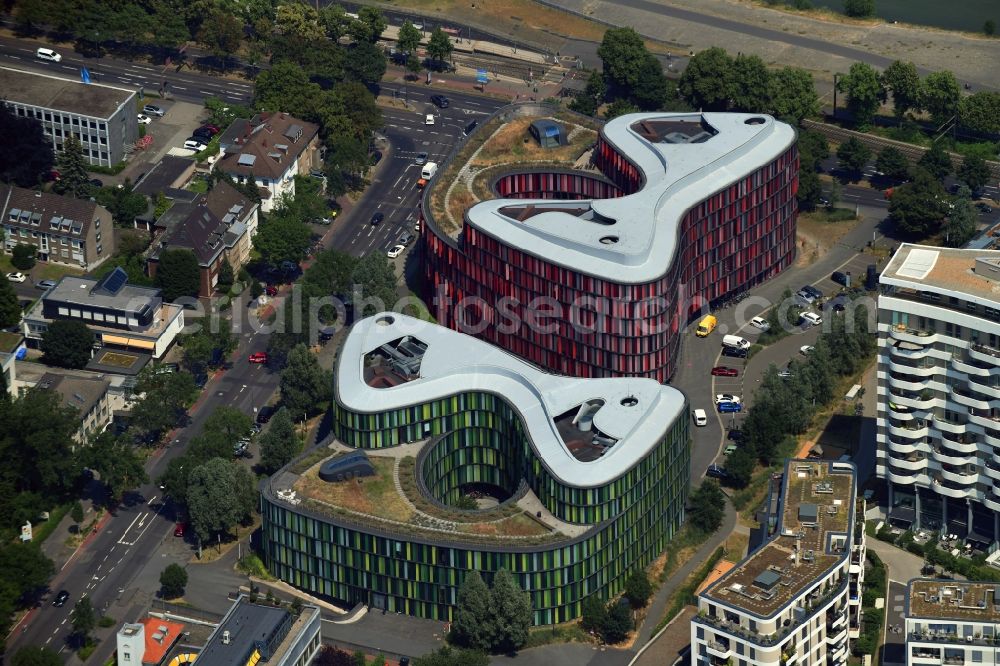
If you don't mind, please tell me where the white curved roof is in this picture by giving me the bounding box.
[336,314,686,487]
[466,112,796,284]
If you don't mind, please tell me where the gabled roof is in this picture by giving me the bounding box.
[203,180,254,224]
[37,371,111,418]
[217,112,319,181]
[0,184,104,239]
[153,204,228,267]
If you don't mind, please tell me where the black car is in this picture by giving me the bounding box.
[370,212,384,225]
[53,590,70,607]
[865,264,878,291]
[727,429,744,442]
[706,464,730,480]
[88,178,104,188]
[831,271,849,287]
[430,95,450,108]
[371,150,383,165]
[257,405,276,424]
[977,202,994,214]
[319,330,334,342]
[721,346,748,359]
[802,285,823,300]
[192,128,214,141]
[464,120,478,135]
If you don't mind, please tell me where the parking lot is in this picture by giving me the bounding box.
[114,98,217,185]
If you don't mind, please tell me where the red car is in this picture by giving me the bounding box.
[248,352,268,364]
[711,366,739,377]
[264,285,278,297]
[173,522,186,537]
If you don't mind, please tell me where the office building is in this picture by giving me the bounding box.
[691,460,864,666]
[905,579,1000,666]
[0,66,138,168]
[1,184,113,270]
[216,112,320,212]
[422,110,798,382]
[261,313,689,625]
[877,245,1000,544]
[197,595,320,666]
[22,268,184,359]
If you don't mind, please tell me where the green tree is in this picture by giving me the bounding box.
[426,27,454,67]
[797,169,822,210]
[155,248,201,301]
[54,135,89,198]
[254,211,312,268]
[70,501,84,530]
[798,130,830,171]
[623,570,653,609]
[943,192,977,247]
[0,103,54,188]
[889,168,948,237]
[258,408,302,475]
[958,154,990,192]
[630,53,669,110]
[159,563,188,599]
[881,60,921,120]
[275,3,325,41]
[767,67,819,124]
[604,98,640,120]
[182,320,236,371]
[11,243,36,270]
[11,647,63,666]
[412,646,489,666]
[0,278,21,328]
[918,142,953,181]
[129,370,198,442]
[725,447,755,488]
[313,645,355,666]
[985,19,996,36]
[81,433,149,505]
[921,70,961,127]
[601,600,633,644]
[187,458,256,543]
[94,178,148,226]
[405,53,423,79]
[568,70,606,117]
[201,407,253,449]
[837,62,885,128]
[451,571,493,651]
[489,569,531,653]
[344,41,387,86]
[580,595,608,634]
[349,6,386,44]
[217,260,234,293]
[597,27,648,101]
[843,0,875,18]
[689,480,726,533]
[836,137,873,177]
[958,91,1000,135]
[678,47,734,111]
[281,344,331,419]
[71,596,96,645]
[875,147,911,181]
[319,5,350,40]
[397,20,422,54]
[197,9,244,62]
[41,320,93,369]
[730,54,771,113]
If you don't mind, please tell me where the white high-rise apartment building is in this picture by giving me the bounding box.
[877,245,1000,545]
[691,460,865,666]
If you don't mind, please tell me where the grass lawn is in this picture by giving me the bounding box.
[34,262,85,281]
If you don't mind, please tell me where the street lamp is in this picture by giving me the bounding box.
[833,73,841,121]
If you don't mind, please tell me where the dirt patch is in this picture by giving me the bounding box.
[471,117,597,167]
[724,531,750,562]
[796,208,859,266]
[294,457,415,522]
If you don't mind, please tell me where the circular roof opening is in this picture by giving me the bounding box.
[620,396,638,407]
[745,117,766,125]
[600,236,619,245]
[375,315,395,327]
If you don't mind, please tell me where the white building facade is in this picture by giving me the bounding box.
[905,580,1000,666]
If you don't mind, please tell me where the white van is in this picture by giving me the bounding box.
[420,162,438,180]
[692,409,708,427]
[722,334,750,350]
[36,47,62,62]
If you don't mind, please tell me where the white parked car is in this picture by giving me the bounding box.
[425,114,435,125]
[183,139,207,151]
[715,393,742,406]
[6,272,26,283]
[692,408,708,427]
[749,316,770,331]
[137,114,152,125]
[800,311,823,327]
[386,244,405,259]
[800,345,815,355]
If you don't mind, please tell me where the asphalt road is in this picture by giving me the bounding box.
[0,34,254,105]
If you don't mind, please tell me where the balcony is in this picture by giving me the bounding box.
[890,340,933,360]
[890,422,931,439]
[891,327,939,346]
[931,446,976,465]
[893,454,929,471]
[934,418,969,435]
[970,343,1000,367]
[888,358,939,377]
[706,641,732,658]
[951,356,996,377]
[984,461,1000,482]
[890,389,939,410]
[887,468,921,485]
[826,625,848,646]
[932,475,974,498]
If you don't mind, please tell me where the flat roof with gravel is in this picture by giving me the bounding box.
[0,66,136,118]
[882,243,1000,303]
[908,580,1000,622]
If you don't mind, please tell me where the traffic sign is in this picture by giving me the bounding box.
[476,69,489,84]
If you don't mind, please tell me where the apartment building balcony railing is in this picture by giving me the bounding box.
[970,343,1000,367]
[890,327,939,346]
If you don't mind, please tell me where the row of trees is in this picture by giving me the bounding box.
[724,298,877,488]
[840,58,1000,133]
[579,570,652,644]
[450,570,532,653]
[678,47,820,125]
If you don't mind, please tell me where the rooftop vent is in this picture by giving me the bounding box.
[268,152,282,162]
[798,503,818,523]
[753,569,782,591]
[237,154,257,167]
[275,143,289,152]
[284,124,304,142]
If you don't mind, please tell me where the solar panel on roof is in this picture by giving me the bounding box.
[94,266,129,295]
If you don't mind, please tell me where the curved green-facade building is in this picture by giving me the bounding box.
[261,314,690,625]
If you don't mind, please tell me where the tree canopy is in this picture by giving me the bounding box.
[921,70,962,127]
[836,137,873,178]
[53,135,89,199]
[280,344,332,419]
[451,571,492,651]
[917,142,953,181]
[489,569,532,653]
[843,0,876,18]
[187,457,256,543]
[837,62,885,127]
[0,103,54,187]
[943,188,978,248]
[957,154,990,192]
[81,432,148,506]
[875,147,911,181]
[397,21,421,54]
[426,27,454,65]
[258,407,302,474]
[159,563,188,599]
[679,47,734,112]
[11,647,63,666]
[881,60,921,120]
[41,320,94,369]
[689,480,726,533]
[0,279,20,328]
[958,91,1000,135]
[155,248,201,301]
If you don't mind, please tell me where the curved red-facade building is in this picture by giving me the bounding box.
[423,111,798,383]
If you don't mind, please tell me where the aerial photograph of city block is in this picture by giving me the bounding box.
[0,0,997,665]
